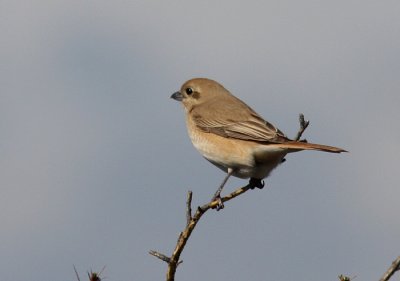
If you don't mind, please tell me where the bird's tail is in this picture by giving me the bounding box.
[274,141,347,153]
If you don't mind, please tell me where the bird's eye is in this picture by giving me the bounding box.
[185,87,193,95]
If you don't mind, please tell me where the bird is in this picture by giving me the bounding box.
[171,78,346,210]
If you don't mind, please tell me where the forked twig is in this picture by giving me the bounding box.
[150,184,253,280]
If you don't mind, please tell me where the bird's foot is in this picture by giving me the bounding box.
[249,178,265,189]
[211,194,224,211]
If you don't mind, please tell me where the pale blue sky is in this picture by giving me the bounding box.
[1,1,400,280]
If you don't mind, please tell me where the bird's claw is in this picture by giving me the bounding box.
[249,178,265,189]
[212,195,224,211]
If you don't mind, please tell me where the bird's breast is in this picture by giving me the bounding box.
[185,117,286,179]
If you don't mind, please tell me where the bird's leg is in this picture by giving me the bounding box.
[248,178,265,189]
[212,168,234,211]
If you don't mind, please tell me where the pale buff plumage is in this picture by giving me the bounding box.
[171,78,346,208]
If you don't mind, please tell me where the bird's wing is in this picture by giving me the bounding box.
[191,97,289,143]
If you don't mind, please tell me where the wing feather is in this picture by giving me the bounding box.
[191,98,288,143]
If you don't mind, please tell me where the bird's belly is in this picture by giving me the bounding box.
[188,127,286,179]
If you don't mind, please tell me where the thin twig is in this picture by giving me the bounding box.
[294,113,310,141]
[149,250,171,263]
[73,265,81,281]
[149,250,183,265]
[186,191,193,226]
[379,256,400,281]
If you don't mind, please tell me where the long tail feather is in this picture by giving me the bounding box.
[274,141,347,153]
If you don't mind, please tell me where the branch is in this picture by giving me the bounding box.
[186,191,193,226]
[379,256,400,281]
[294,113,310,141]
[149,250,174,263]
[150,183,252,281]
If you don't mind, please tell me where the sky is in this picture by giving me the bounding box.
[1,1,400,280]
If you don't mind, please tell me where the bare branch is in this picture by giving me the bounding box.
[294,113,310,141]
[379,256,400,281]
[151,183,253,280]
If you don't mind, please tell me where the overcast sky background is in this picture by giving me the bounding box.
[1,1,400,280]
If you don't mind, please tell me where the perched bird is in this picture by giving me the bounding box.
[171,78,346,210]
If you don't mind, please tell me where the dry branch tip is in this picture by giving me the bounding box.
[379,256,400,281]
[294,113,310,141]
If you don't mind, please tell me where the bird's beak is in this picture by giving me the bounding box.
[170,91,183,101]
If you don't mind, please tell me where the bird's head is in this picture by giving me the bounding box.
[171,78,230,111]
